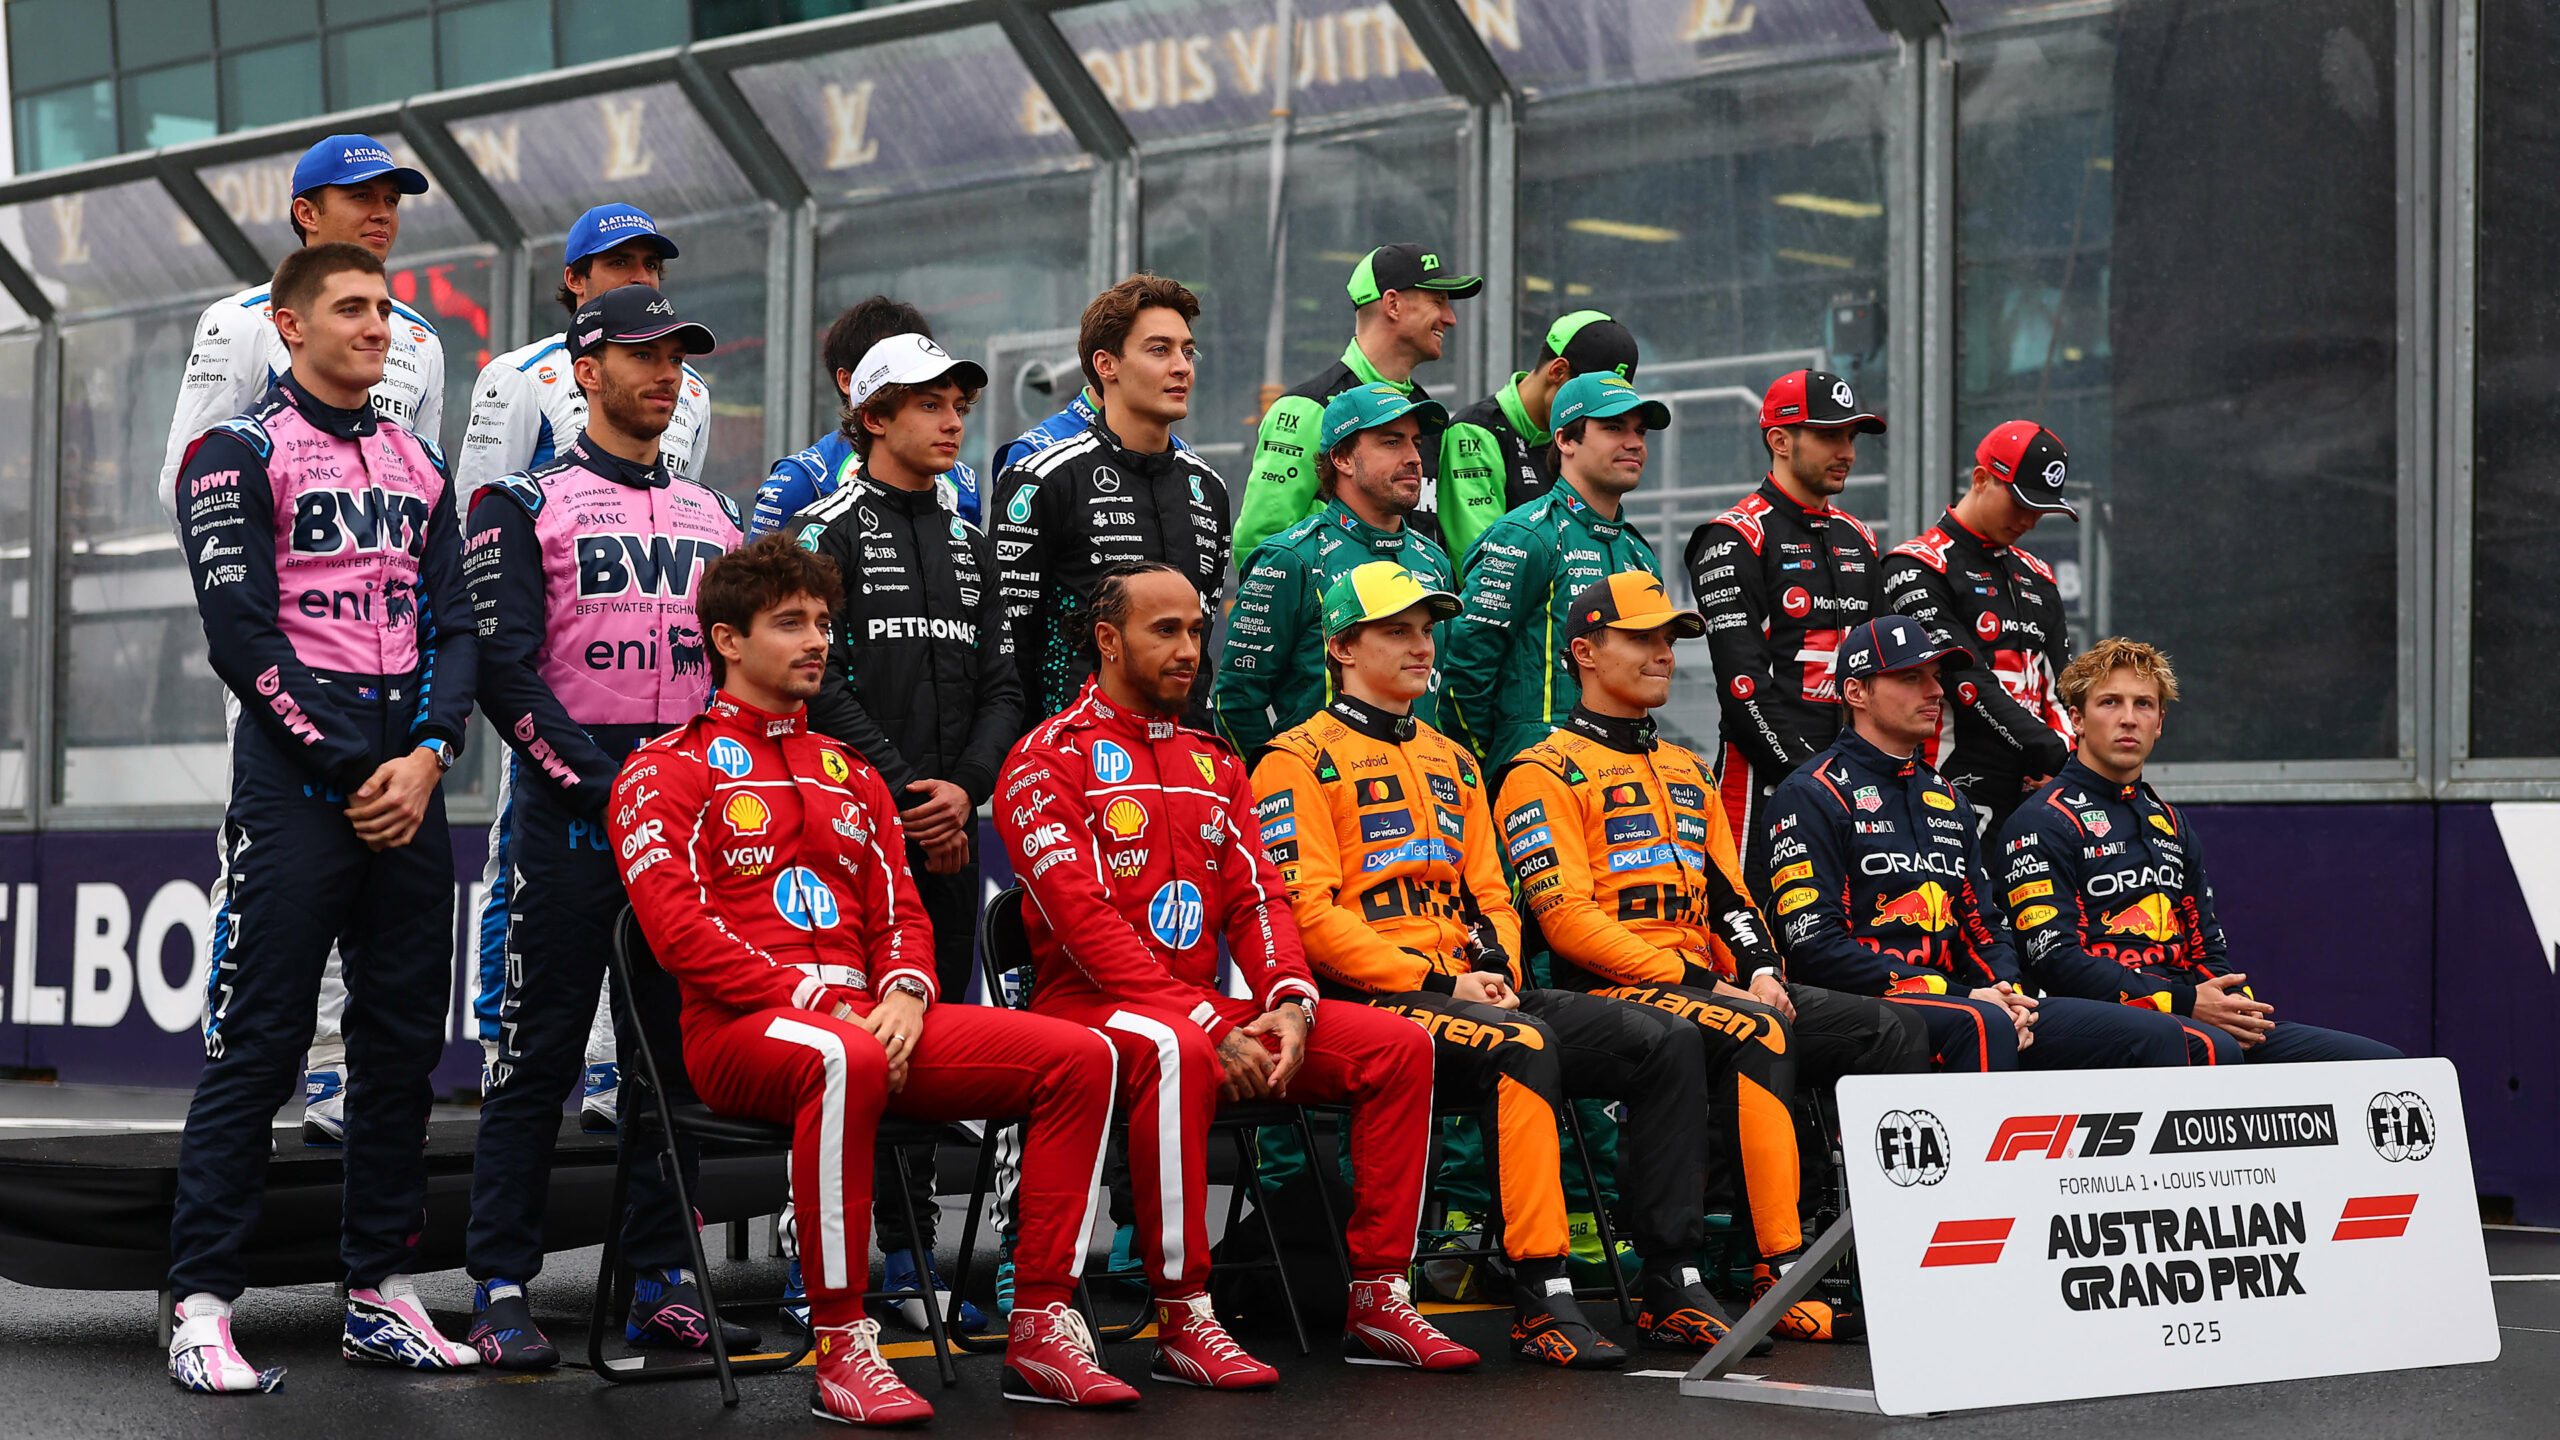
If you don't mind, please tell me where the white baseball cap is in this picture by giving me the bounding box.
[848,333,989,407]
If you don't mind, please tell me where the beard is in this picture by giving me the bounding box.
[598,376,674,443]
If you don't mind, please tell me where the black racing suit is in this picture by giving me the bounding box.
[796,467,1025,1254]
[991,415,1231,723]
[1686,478,1881,881]
[1880,509,2073,832]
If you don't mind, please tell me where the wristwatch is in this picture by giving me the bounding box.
[885,976,931,1002]
[418,737,456,773]
[1275,994,1316,1027]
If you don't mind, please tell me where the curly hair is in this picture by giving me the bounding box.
[1083,560,1186,669]
[2057,636,2182,715]
[695,534,842,685]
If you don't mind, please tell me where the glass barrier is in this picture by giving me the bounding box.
[1140,109,1470,490]
[731,24,1089,201]
[453,82,757,236]
[2470,0,2558,760]
[1515,58,1895,754]
[0,179,240,316]
[811,173,1099,483]
[1954,0,2400,764]
[1492,0,1890,100]
[1051,0,1457,143]
[196,137,487,268]
[57,308,229,807]
[391,246,501,458]
[0,333,35,810]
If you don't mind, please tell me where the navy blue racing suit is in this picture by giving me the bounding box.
[1759,729,2186,1073]
[167,377,476,1302]
[1998,757,2402,1066]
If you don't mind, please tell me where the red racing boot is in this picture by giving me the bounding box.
[810,1319,932,1427]
[1753,1260,1864,1342]
[1342,1277,1478,1370]
[1003,1303,1140,1407]
[1149,1293,1279,1390]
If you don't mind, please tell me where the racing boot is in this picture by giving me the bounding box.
[343,1275,480,1369]
[876,1247,987,1333]
[300,1064,346,1147]
[1753,1258,1864,1342]
[782,1259,810,1331]
[579,1061,620,1134]
[1507,1262,1624,1370]
[1149,1293,1280,1389]
[1002,1302,1141,1407]
[626,1267,762,1352]
[467,1279,559,1370]
[811,1317,932,1426]
[169,1294,285,1394]
[1637,1265,1771,1356]
[1343,1276,1479,1370]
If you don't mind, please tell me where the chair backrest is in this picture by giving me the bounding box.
[974,886,1035,1012]
[610,906,697,1105]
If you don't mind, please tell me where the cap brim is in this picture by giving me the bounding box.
[2012,492,2080,520]
[1585,397,1673,429]
[570,232,680,265]
[1417,276,1484,300]
[612,321,718,355]
[1874,640,1973,676]
[1600,607,1707,640]
[347,164,431,195]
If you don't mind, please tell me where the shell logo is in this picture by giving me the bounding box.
[1102,796,1149,841]
[725,790,771,837]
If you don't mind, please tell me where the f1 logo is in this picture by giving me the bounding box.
[1985,1112,2141,1161]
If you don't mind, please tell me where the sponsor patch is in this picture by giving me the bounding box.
[1360,809,1415,843]
[1147,880,1204,949]
[1428,773,1461,806]
[1601,782,1647,810]
[1604,814,1659,845]
[724,791,771,837]
[1924,789,1956,811]
[2015,903,2059,928]
[2007,879,2052,905]
[1666,782,1705,809]
[1102,796,1149,841]
[820,750,850,784]
[772,867,842,930]
[705,737,753,778]
[1503,801,1547,836]
[1776,886,1819,914]
[1356,775,1404,806]
[1774,860,1815,886]
[1090,740,1134,784]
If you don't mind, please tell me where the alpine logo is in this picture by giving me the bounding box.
[1920,1218,2013,1268]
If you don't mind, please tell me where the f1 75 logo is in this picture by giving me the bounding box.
[1985,1112,2141,1161]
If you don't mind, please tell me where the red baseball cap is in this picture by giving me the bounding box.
[1975,420,2078,519]
[1758,369,1885,433]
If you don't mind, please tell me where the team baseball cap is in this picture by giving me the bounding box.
[1321,562,1461,639]
[1564,572,1706,643]
[1758,369,1886,433]
[1837,616,1971,683]
[565,203,679,267]
[1975,420,2079,519]
[1552,371,1671,430]
[847,333,989,407]
[291,135,429,197]
[1346,243,1484,305]
[567,284,716,360]
[1542,310,1640,381]
[1320,383,1450,449]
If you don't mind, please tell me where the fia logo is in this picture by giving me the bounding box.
[1875,1108,1949,1187]
[2366,1091,2435,1163]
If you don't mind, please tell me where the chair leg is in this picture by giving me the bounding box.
[1294,1110,1353,1287]
[648,1103,737,1406]
[1480,1095,1507,1266]
[1234,1126,1311,1356]
[1565,1108,1635,1322]
[590,1117,641,1378]
[889,1143,960,1388]
[943,1125,1006,1354]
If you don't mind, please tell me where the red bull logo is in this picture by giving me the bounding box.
[2100,892,2180,943]
[1872,881,1954,932]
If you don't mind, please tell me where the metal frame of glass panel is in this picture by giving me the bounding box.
[0,0,2531,827]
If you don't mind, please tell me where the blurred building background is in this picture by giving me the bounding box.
[0,0,2555,1217]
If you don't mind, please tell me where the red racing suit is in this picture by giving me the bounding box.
[995,678,1434,1292]
[612,694,1115,1320]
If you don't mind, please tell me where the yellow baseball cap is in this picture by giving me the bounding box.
[1321,561,1461,638]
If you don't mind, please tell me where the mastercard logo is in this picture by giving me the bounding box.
[1102,796,1150,841]
[725,790,771,836]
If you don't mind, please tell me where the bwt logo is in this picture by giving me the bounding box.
[291,487,430,554]
[1986,1112,2141,1161]
[577,535,723,597]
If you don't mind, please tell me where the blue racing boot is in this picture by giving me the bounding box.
[467,1279,558,1370]
[875,1248,986,1332]
[626,1267,761,1352]
[579,1062,619,1134]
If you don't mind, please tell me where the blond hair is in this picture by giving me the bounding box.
[2058,637,2181,715]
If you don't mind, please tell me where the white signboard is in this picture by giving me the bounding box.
[1838,1058,2497,1415]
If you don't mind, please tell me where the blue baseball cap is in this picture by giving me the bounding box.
[291,135,429,197]
[564,203,679,268]
[1837,616,1972,682]
[1552,371,1671,430]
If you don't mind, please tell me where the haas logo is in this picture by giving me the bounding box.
[291,488,431,555]
[577,535,724,598]
[666,625,706,676]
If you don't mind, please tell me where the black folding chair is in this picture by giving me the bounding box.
[944,887,1351,1356]
[597,907,971,1401]
[1419,1083,1637,1323]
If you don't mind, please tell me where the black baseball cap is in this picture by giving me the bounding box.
[568,284,716,360]
[1543,310,1640,381]
[1759,369,1886,433]
[1347,244,1483,305]
[1976,420,2079,519]
[1837,616,1971,682]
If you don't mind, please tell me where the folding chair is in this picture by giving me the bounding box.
[943,886,1350,1356]
[596,907,973,1401]
[1419,1086,1637,1322]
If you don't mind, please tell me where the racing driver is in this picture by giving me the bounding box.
[996,560,1477,1387]
[612,535,1139,1422]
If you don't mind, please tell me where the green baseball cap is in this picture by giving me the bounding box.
[1543,310,1641,381]
[1321,561,1461,638]
[1320,383,1451,449]
[1552,371,1671,430]
[1346,243,1484,306]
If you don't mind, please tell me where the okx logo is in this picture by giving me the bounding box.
[1985,1112,2141,1161]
